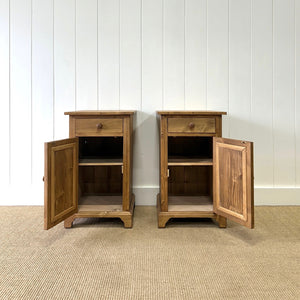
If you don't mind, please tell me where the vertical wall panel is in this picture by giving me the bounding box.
[228,0,251,140]
[10,0,32,184]
[76,0,98,110]
[207,0,229,135]
[119,0,142,191]
[53,0,76,139]
[163,0,185,109]
[98,0,120,109]
[185,0,207,109]
[32,0,53,184]
[0,0,10,184]
[296,0,300,186]
[120,0,141,110]
[135,0,163,187]
[252,0,273,186]
[273,0,296,185]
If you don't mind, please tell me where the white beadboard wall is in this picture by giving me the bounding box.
[0,0,299,205]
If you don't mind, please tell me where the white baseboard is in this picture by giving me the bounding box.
[133,187,159,206]
[254,187,300,206]
[134,186,300,206]
[0,184,299,206]
[0,183,44,206]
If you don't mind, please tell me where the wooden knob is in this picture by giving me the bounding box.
[188,122,195,129]
[96,123,103,129]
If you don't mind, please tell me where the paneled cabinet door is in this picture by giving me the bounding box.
[213,137,254,228]
[44,138,79,229]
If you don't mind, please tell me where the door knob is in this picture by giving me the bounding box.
[188,122,195,129]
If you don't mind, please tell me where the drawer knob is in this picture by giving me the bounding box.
[188,122,195,129]
[96,123,103,129]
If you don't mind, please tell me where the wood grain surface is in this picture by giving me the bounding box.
[44,138,78,229]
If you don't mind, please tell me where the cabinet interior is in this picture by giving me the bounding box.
[168,137,212,165]
[78,137,123,211]
[79,137,123,164]
[167,136,213,211]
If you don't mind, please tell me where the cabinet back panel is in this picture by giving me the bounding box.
[168,166,212,196]
[79,166,122,195]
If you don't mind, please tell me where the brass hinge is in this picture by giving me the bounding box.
[167,169,169,177]
[121,165,124,174]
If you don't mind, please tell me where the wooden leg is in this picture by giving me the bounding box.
[64,215,75,229]
[157,194,169,228]
[158,215,170,228]
[216,215,227,228]
[121,216,133,228]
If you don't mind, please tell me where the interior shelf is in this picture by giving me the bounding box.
[79,158,123,166]
[168,196,213,212]
[168,157,213,166]
[78,195,123,212]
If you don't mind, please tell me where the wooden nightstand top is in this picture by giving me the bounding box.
[157,111,227,116]
[65,110,136,116]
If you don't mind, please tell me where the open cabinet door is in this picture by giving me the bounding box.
[44,138,78,229]
[213,137,254,228]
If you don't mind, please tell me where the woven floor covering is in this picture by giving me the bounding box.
[0,206,299,300]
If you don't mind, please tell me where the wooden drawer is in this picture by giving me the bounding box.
[168,117,216,134]
[75,118,123,136]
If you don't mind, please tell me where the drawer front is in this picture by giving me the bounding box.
[75,118,123,136]
[168,117,216,134]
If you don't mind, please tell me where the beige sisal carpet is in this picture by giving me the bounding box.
[0,206,299,299]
